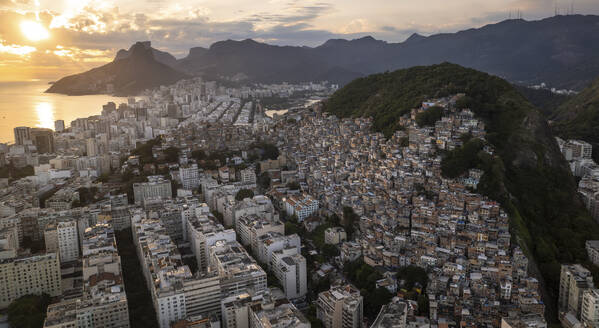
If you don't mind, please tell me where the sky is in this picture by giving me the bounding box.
[1,0,599,81]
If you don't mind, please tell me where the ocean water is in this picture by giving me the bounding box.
[0,81,125,143]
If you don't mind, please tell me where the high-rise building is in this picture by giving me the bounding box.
[0,253,61,308]
[86,138,98,157]
[133,217,222,328]
[30,128,55,153]
[133,176,172,205]
[272,251,307,300]
[57,221,79,263]
[179,164,200,190]
[13,126,31,145]
[559,264,594,318]
[249,298,310,328]
[210,240,267,297]
[581,289,599,327]
[54,120,65,133]
[186,211,236,273]
[235,214,284,253]
[255,232,300,268]
[317,284,363,328]
[45,223,131,328]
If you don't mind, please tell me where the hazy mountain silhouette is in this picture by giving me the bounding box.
[48,15,599,95]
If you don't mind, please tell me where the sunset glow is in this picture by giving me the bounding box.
[20,21,50,42]
[0,0,599,81]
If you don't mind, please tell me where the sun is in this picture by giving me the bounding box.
[20,21,50,42]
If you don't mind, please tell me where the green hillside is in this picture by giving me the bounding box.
[323,62,599,314]
[551,77,599,162]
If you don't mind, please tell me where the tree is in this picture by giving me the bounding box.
[258,173,271,189]
[342,206,359,238]
[286,181,300,190]
[397,265,428,291]
[191,149,206,161]
[8,294,51,328]
[163,147,180,163]
[415,106,444,127]
[235,189,254,201]
[322,244,340,258]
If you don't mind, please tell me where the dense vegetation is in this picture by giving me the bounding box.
[415,106,444,127]
[440,138,485,178]
[324,63,599,317]
[551,76,599,162]
[235,188,254,201]
[0,164,34,181]
[515,85,572,117]
[8,294,51,328]
[343,260,393,320]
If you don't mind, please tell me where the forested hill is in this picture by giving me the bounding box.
[323,62,599,310]
[551,76,599,162]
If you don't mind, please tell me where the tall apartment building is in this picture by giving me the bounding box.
[272,251,307,300]
[581,289,599,327]
[559,264,595,319]
[58,221,79,263]
[223,195,276,228]
[210,240,267,297]
[249,298,310,328]
[500,314,547,328]
[586,240,599,266]
[186,211,236,273]
[563,140,593,161]
[0,253,61,308]
[235,214,284,254]
[13,126,31,146]
[133,175,172,205]
[221,291,255,328]
[44,220,79,264]
[86,138,98,157]
[45,223,130,328]
[255,232,300,268]
[317,284,363,328]
[54,120,65,133]
[45,222,59,254]
[132,217,222,328]
[239,168,256,184]
[179,164,200,190]
[31,128,55,154]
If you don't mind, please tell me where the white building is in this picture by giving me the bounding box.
[187,211,237,273]
[180,164,200,190]
[239,168,256,184]
[582,288,599,327]
[57,221,79,263]
[256,232,301,267]
[133,175,172,205]
[586,240,599,267]
[210,240,267,297]
[235,214,284,254]
[317,284,363,328]
[272,251,307,300]
[284,194,318,222]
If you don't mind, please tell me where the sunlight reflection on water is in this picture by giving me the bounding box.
[35,102,54,130]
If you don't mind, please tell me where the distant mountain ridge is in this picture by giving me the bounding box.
[46,42,189,96]
[47,15,599,95]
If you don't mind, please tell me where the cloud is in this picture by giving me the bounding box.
[1,0,599,81]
